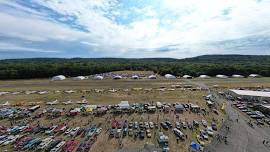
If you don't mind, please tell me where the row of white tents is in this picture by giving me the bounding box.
[51,74,157,81]
[51,73,261,81]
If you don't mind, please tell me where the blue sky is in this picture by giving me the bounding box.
[0,0,269,59]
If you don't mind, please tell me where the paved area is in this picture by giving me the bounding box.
[185,79,270,152]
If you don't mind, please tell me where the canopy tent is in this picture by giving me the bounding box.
[131,75,139,79]
[249,74,261,78]
[232,74,244,78]
[51,75,66,81]
[93,75,104,80]
[199,75,210,79]
[183,75,192,79]
[73,76,85,80]
[118,101,130,109]
[148,75,157,79]
[164,74,176,79]
[216,74,228,79]
[113,75,122,79]
[190,141,201,151]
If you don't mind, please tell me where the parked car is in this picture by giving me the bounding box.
[182,121,187,129]
[175,122,181,129]
[146,129,151,138]
[149,122,154,129]
[139,130,145,139]
[160,122,169,130]
[45,139,61,152]
[201,120,207,127]
[50,141,65,152]
[207,127,214,136]
[211,123,217,131]
[165,121,173,128]
[38,137,54,150]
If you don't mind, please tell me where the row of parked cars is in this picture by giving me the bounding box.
[109,119,217,141]
[0,123,102,152]
[233,101,266,123]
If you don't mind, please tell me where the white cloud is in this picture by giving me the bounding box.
[0,0,270,58]
[0,42,60,53]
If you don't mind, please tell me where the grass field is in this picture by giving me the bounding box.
[0,75,269,152]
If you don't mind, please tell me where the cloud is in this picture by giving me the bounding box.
[0,42,60,53]
[0,0,270,58]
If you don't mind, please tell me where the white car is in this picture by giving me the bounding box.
[149,122,154,129]
[69,127,80,136]
[38,137,54,149]
[96,128,102,135]
[64,128,72,135]
[202,120,207,127]
[50,141,65,152]
[207,127,214,136]
[144,122,149,129]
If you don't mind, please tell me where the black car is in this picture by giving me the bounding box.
[165,121,173,128]
[211,123,217,131]
[160,122,169,130]
[139,130,145,139]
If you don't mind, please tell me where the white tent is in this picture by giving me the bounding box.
[232,74,244,78]
[183,75,192,79]
[199,75,210,79]
[131,75,139,79]
[148,75,157,79]
[164,74,176,79]
[113,75,122,80]
[73,76,85,80]
[118,101,130,109]
[93,75,104,80]
[216,75,228,79]
[51,75,66,81]
[249,74,260,78]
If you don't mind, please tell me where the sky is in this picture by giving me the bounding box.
[0,0,270,59]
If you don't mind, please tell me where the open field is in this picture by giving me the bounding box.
[0,76,269,152]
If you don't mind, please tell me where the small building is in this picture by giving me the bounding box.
[229,89,270,102]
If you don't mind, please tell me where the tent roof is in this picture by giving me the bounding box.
[230,89,270,98]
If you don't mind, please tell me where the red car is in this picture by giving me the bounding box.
[15,136,32,149]
[63,140,79,152]
[54,123,66,133]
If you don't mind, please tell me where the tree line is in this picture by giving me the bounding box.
[0,55,269,80]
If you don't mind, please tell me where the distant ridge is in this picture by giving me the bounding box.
[0,54,269,79]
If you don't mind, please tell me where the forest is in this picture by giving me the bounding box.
[0,55,269,79]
